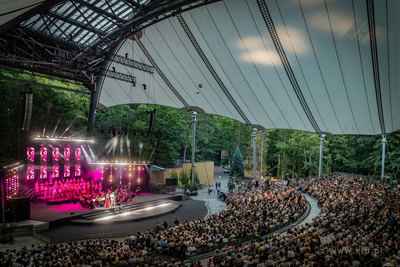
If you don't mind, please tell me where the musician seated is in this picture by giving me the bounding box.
[136,187,141,196]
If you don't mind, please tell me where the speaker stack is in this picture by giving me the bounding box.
[8,197,30,222]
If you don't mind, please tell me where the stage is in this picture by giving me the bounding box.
[29,194,207,243]
[31,194,181,226]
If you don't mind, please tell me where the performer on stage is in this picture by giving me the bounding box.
[136,186,141,196]
[110,192,116,207]
[104,194,111,208]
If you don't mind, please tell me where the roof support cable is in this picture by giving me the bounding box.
[176,14,251,125]
[257,0,321,133]
[366,0,386,134]
[133,33,191,110]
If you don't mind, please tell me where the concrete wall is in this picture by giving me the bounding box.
[149,170,165,184]
[165,161,214,186]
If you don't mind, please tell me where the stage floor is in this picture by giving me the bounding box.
[36,198,207,242]
[30,194,178,222]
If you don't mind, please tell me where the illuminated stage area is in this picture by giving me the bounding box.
[21,138,151,205]
[30,194,182,227]
[1,137,155,226]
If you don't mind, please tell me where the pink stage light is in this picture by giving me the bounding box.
[64,164,70,177]
[27,147,35,180]
[40,165,47,179]
[53,165,59,178]
[64,147,71,161]
[52,148,59,161]
[142,168,144,171]
[75,148,81,161]
[27,147,34,162]
[40,147,47,161]
[27,166,34,180]
[75,163,81,176]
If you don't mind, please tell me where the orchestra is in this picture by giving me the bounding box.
[35,179,136,209]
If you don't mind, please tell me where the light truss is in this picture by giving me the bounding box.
[106,53,154,74]
[99,68,136,84]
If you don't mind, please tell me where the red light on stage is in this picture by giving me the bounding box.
[27,166,34,180]
[40,147,47,161]
[40,165,47,179]
[53,165,59,178]
[27,147,34,162]
[75,163,81,176]
[52,148,59,161]
[64,164,70,177]
[64,147,70,161]
[27,147,35,180]
[75,148,81,161]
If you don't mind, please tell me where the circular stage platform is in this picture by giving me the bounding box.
[70,199,180,224]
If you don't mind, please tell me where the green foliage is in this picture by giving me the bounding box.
[194,170,200,185]
[150,182,166,193]
[179,170,190,185]
[231,146,245,179]
[185,183,198,192]
[0,69,89,167]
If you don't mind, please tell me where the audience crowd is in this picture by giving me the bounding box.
[1,175,399,267]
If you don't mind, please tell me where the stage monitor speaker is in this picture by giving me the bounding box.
[21,93,33,131]
[8,197,30,222]
[166,178,177,186]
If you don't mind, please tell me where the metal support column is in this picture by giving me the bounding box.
[87,77,99,138]
[381,134,387,179]
[191,111,197,184]
[253,128,257,179]
[318,134,325,177]
[260,130,263,178]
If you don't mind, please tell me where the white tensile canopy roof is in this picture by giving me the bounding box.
[1,0,399,136]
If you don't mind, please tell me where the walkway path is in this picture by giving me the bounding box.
[301,193,320,225]
[190,166,229,218]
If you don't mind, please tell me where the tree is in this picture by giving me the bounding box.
[230,146,245,181]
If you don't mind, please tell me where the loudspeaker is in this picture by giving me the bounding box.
[166,178,177,186]
[8,197,30,222]
[21,93,33,130]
